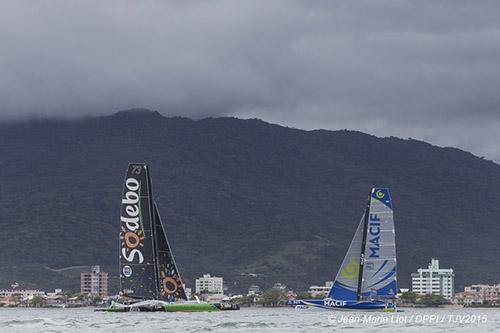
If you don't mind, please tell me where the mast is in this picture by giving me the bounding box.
[146,164,160,299]
[356,192,371,301]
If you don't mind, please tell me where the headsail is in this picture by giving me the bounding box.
[327,214,365,300]
[328,188,397,300]
[119,163,158,299]
[360,188,397,298]
[153,203,188,302]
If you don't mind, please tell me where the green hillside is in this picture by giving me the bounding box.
[0,109,499,293]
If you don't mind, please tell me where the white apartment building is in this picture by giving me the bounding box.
[0,289,45,299]
[248,285,261,295]
[308,281,333,298]
[195,273,223,295]
[411,259,454,300]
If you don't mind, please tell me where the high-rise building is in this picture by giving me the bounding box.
[195,273,223,295]
[411,259,454,300]
[80,265,108,298]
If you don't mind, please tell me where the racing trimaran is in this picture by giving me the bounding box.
[291,188,397,311]
[100,163,238,312]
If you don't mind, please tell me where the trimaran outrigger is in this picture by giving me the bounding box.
[290,188,398,311]
[98,163,239,312]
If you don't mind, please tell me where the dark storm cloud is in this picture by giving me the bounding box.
[1,1,500,161]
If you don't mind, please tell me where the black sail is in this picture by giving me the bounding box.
[154,203,188,301]
[119,163,158,299]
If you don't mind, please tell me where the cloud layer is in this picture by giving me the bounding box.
[1,1,500,161]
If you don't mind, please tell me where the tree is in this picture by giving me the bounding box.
[31,296,46,308]
[260,288,287,307]
[11,294,21,307]
[296,292,312,300]
[418,294,448,307]
[400,291,418,304]
[91,295,103,305]
[231,295,255,307]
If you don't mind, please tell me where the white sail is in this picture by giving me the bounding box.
[360,188,397,298]
[328,188,397,300]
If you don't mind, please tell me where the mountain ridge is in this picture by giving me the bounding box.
[0,108,499,293]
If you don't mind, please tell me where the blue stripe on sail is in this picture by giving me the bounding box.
[328,281,358,300]
[367,266,396,289]
[374,280,397,297]
[371,260,388,279]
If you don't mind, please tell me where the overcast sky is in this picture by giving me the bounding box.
[1,1,500,161]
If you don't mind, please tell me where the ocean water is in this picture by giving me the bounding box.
[0,307,499,332]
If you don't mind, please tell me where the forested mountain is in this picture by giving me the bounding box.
[1,109,499,293]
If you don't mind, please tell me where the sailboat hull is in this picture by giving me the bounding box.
[291,299,396,312]
[96,300,239,312]
[163,302,240,312]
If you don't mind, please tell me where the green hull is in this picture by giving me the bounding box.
[95,302,228,312]
[163,303,219,312]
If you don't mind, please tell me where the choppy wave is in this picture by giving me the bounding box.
[0,307,498,333]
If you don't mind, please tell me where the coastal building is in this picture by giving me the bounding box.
[465,284,500,304]
[248,285,261,295]
[308,281,333,298]
[204,293,226,302]
[0,289,46,306]
[411,259,454,300]
[80,265,108,298]
[453,291,484,306]
[272,282,287,290]
[0,289,45,299]
[46,289,63,297]
[453,284,500,305]
[184,287,192,300]
[195,273,223,295]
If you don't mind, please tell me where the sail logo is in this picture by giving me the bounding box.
[122,265,133,278]
[368,214,381,258]
[120,177,145,264]
[160,271,180,300]
[324,299,347,307]
[340,258,359,279]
